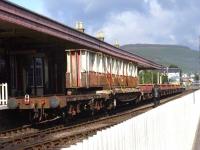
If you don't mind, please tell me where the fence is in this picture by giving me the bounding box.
[62,89,200,150]
[0,83,8,106]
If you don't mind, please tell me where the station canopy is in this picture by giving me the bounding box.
[0,0,163,70]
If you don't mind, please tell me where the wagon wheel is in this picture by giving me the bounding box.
[29,109,38,124]
[29,110,34,123]
[61,111,68,124]
[135,94,142,104]
[61,107,73,124]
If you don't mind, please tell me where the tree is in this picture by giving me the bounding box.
[194,73,200,81]
[162,74,168,83]
[139,70,163,84]
[168,64,179,68]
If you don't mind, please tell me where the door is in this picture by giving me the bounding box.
[27,57,44,96]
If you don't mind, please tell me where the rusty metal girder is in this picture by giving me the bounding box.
[0,0,162,70]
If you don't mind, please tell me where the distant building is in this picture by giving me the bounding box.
[181,73,196,87]
[161,67,181,84]
[182,73,188,78]
[190,74,195,78]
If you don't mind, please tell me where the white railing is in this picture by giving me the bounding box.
[62,89,200,150]
[0,83,8,106]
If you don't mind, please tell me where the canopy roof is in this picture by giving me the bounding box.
[0,0,163,70]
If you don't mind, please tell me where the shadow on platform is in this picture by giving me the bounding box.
[193,117,200,150]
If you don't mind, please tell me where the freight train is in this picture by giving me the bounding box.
[6,48,184,123]
[0,1,184,124]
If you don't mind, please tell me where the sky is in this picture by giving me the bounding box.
[8,0,200,50]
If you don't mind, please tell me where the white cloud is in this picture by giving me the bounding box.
[97,0,178,46]
[9,0,200,50]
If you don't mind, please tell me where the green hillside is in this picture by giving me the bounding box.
[121,44,199,73]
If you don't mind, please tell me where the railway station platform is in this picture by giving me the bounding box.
[62,89,200,150]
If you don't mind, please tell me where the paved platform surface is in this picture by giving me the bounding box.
[193,118,200,150]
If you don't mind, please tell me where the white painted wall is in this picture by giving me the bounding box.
[81,51,87,72]
[66,52,71,73]
[119,61,123,75]
[62,90,200,150]
[0,83,8,107]
[89,52,97,72]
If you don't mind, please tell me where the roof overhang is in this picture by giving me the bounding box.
[0,0,163,70]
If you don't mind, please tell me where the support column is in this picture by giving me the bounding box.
[142,71,144,84]
[151,71,154,84]
[160,74,162,84]
[157,72,160,84]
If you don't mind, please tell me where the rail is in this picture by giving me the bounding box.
[0,83,8,106]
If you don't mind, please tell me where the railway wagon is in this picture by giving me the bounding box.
[6,48,184,123]
[65,49,138,90]
[6,48,142,122]
[0,0,183,123]
[139,84,184,100]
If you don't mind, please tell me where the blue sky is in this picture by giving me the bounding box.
[8,0,200,50]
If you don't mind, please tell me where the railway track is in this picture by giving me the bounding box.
[0,89,195,150]
[0,125,35,139]
[0,105,151,150]
[0,117,63,140]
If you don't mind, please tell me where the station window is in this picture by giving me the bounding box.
[0,55,6,83]
[10,56,17,88]
[27,57,43,87]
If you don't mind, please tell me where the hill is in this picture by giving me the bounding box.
[121,44,199,73]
